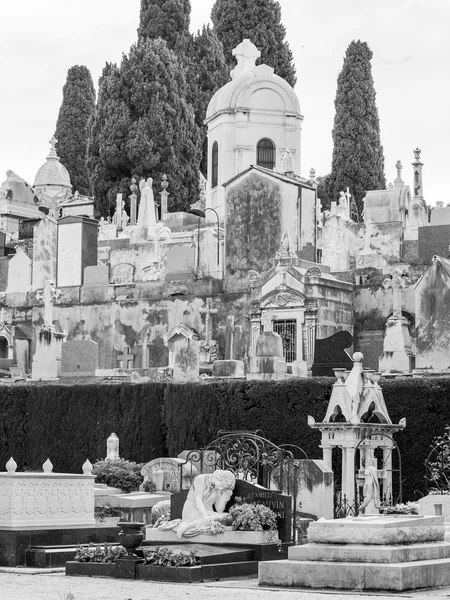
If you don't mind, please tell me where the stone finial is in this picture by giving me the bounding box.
[43,458,53,473]
[82,459,93,476]
[413,147,422,162]
[6,457,17,473]
[309,167,316,180]
[353,352,364,363]
[161,174,168,191]
[231,39,261,79]
[106,432,120,460]
[395,160,402,179]
[48,136,58,159]
[130,177,138,195]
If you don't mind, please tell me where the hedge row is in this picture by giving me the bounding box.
[0,377,449,501]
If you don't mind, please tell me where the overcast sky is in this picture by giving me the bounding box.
[1,0,448,206]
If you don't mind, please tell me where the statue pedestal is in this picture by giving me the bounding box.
[31,325,66,380]
[379,317,413,374]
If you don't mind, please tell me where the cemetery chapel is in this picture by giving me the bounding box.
[0,39,445,379]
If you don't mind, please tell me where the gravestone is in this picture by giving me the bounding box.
[110,263,134,285]
[6,247,31,293]
[141,458,198,494]
[356,331,384,370]
[57,216,98,287]
[83,264,109,287]
[312,330,353,376]
[166,246,196,281]
[227,480,292,543]
[246,331,287,381]
[61,340,99,377]
[165,325,200,382]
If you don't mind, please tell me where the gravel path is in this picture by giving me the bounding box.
[3,573,450,600]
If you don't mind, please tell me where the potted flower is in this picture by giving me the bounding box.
[66,542,128,577]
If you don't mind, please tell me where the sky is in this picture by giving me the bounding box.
[1,0,449,206]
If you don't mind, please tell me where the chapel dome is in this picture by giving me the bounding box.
[33,137,71,188]
[205,39,301,123]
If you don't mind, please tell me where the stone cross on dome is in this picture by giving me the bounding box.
[231,39,261,79]
[48,136,58,158]
[395,160,402,179]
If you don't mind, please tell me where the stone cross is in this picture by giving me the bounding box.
[199,298,218,342]
[382,268,410,319]
[36,279,61,326]
[395,160,402,179]
[48,136,58,157]
[117,346,134,369]
[219,316,242,360]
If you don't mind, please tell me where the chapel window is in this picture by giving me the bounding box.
[273,319,297,362]
[257,138,276,170]
[211,142,218,188]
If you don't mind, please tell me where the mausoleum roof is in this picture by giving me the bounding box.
[205,39,301,122]
[34,137,71,189]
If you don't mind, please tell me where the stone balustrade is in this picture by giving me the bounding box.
[0,458,95,529]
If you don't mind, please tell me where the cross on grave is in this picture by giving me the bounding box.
[219,316,242,360]
[117,346,134,369]
[199,298,218,342]
[382,268,410,319]
[36,279,62,326]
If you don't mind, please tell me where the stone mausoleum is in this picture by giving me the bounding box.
[0,40,446,379]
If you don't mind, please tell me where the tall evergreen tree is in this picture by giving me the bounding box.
[88,39,201,216]
[188,25,229,175]
[326,41,386,216]
[138,0,191,54]
[211,0,296,87]
[54,65,95,196]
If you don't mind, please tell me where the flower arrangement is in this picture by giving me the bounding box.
[143,546,200,567]
[94,503,123,522]
[228,498,278,532]
[381,502,419,515]
[74,542,127,563]
[208,520,225,535]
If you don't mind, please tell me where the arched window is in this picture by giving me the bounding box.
[257,138,275,170]
[211,141,218,188]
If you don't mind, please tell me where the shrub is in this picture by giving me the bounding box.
[92,458,144,493]
[228,500,277,532]
[94,503,123,521]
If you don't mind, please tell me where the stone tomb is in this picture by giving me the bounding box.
[259,515,450,591]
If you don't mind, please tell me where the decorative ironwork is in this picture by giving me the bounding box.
[305,267,322,278]
[273,319,297,362]
[257,138,275,170]
[334,493,357,519]
[182,430,308,544]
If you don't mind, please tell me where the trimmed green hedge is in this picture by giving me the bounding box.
[0,383,167,473]
[1,377,450,501]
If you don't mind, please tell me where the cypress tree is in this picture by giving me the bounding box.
[54,65,95,196]
[211,0,296,87]
[188,25,229,175]
[137,0,191,54]
[88,39,201,216]
[326,40,386,216]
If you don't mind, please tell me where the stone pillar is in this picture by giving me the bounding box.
[160,175,169,220]
[321,445,332,470]
[129,177,138,226]
[305,306,317,370]
[345,447,356,506]
[383,447,393,502]
[412,147,424,200]
[249,308,261,373]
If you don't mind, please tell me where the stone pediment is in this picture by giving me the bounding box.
[260,287,305,309]
[164,324,199,344]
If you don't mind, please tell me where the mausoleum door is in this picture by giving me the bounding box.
[261,308,305,363]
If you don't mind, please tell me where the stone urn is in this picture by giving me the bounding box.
[117,522,144,556]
